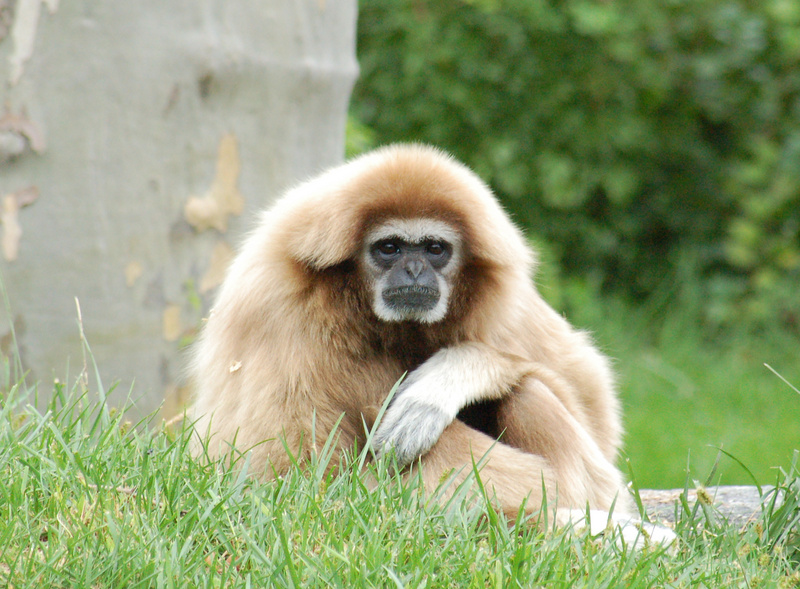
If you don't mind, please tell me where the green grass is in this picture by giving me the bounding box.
[603,304,799,490]
[1,375,799,587]
[1,272,798,585]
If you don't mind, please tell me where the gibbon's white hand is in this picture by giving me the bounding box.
[372,371,456,465]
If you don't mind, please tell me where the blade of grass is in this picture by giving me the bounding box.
[764,363,800,397]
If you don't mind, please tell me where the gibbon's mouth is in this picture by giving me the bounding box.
[383,285,439,311]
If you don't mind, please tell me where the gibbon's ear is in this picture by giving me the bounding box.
[282,196,364,270]
[272,155,375,270]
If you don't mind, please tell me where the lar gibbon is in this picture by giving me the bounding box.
[191,144,663,536]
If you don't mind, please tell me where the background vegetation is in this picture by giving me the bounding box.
[349,0,800,488]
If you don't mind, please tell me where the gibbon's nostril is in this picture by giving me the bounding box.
[405,259,424,279]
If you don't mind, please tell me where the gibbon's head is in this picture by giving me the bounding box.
[361,218,462,323]
[265,144,533,325]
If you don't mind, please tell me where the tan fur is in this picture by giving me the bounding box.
[190,144,629,518]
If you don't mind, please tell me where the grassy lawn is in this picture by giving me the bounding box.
[1,277,798,585]
[1,373,799,587]
[569,295,800,490]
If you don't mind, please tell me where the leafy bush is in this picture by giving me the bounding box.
[352,0,800,328]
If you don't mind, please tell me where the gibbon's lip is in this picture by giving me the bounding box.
[383,285,439,310]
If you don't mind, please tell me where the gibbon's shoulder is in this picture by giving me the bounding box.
[256,144,534,274]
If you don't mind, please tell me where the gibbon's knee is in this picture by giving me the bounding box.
[496,377,630,512]
[415,420,558,519]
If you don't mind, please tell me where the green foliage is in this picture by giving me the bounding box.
[2,381,800,587]
[352,0,800,328]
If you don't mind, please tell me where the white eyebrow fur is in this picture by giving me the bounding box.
[365,218,462,247]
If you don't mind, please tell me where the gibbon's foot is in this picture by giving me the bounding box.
[558,509,679,552]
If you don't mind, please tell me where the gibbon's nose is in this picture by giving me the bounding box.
[404,258,425,279]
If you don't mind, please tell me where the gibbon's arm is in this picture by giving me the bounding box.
[372,342,528,466]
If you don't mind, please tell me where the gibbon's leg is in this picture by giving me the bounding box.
[495,379,680,546]
[416,419,560,520]
[372,343,621,505]
[495,375,631,513]
[415,378,627,519]
[418,419,678,547]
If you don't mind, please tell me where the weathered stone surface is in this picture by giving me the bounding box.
[640,485,769,527]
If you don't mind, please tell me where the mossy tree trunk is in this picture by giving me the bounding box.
[0,0,358,416]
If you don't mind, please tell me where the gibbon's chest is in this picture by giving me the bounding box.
[367,320,451,373]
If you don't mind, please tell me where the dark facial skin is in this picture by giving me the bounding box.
[370,238,453,314]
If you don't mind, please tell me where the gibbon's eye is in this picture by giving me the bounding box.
[376,241,400,257]
[427,242,446,256]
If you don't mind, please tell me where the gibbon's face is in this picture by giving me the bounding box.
[361,218,462,324]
